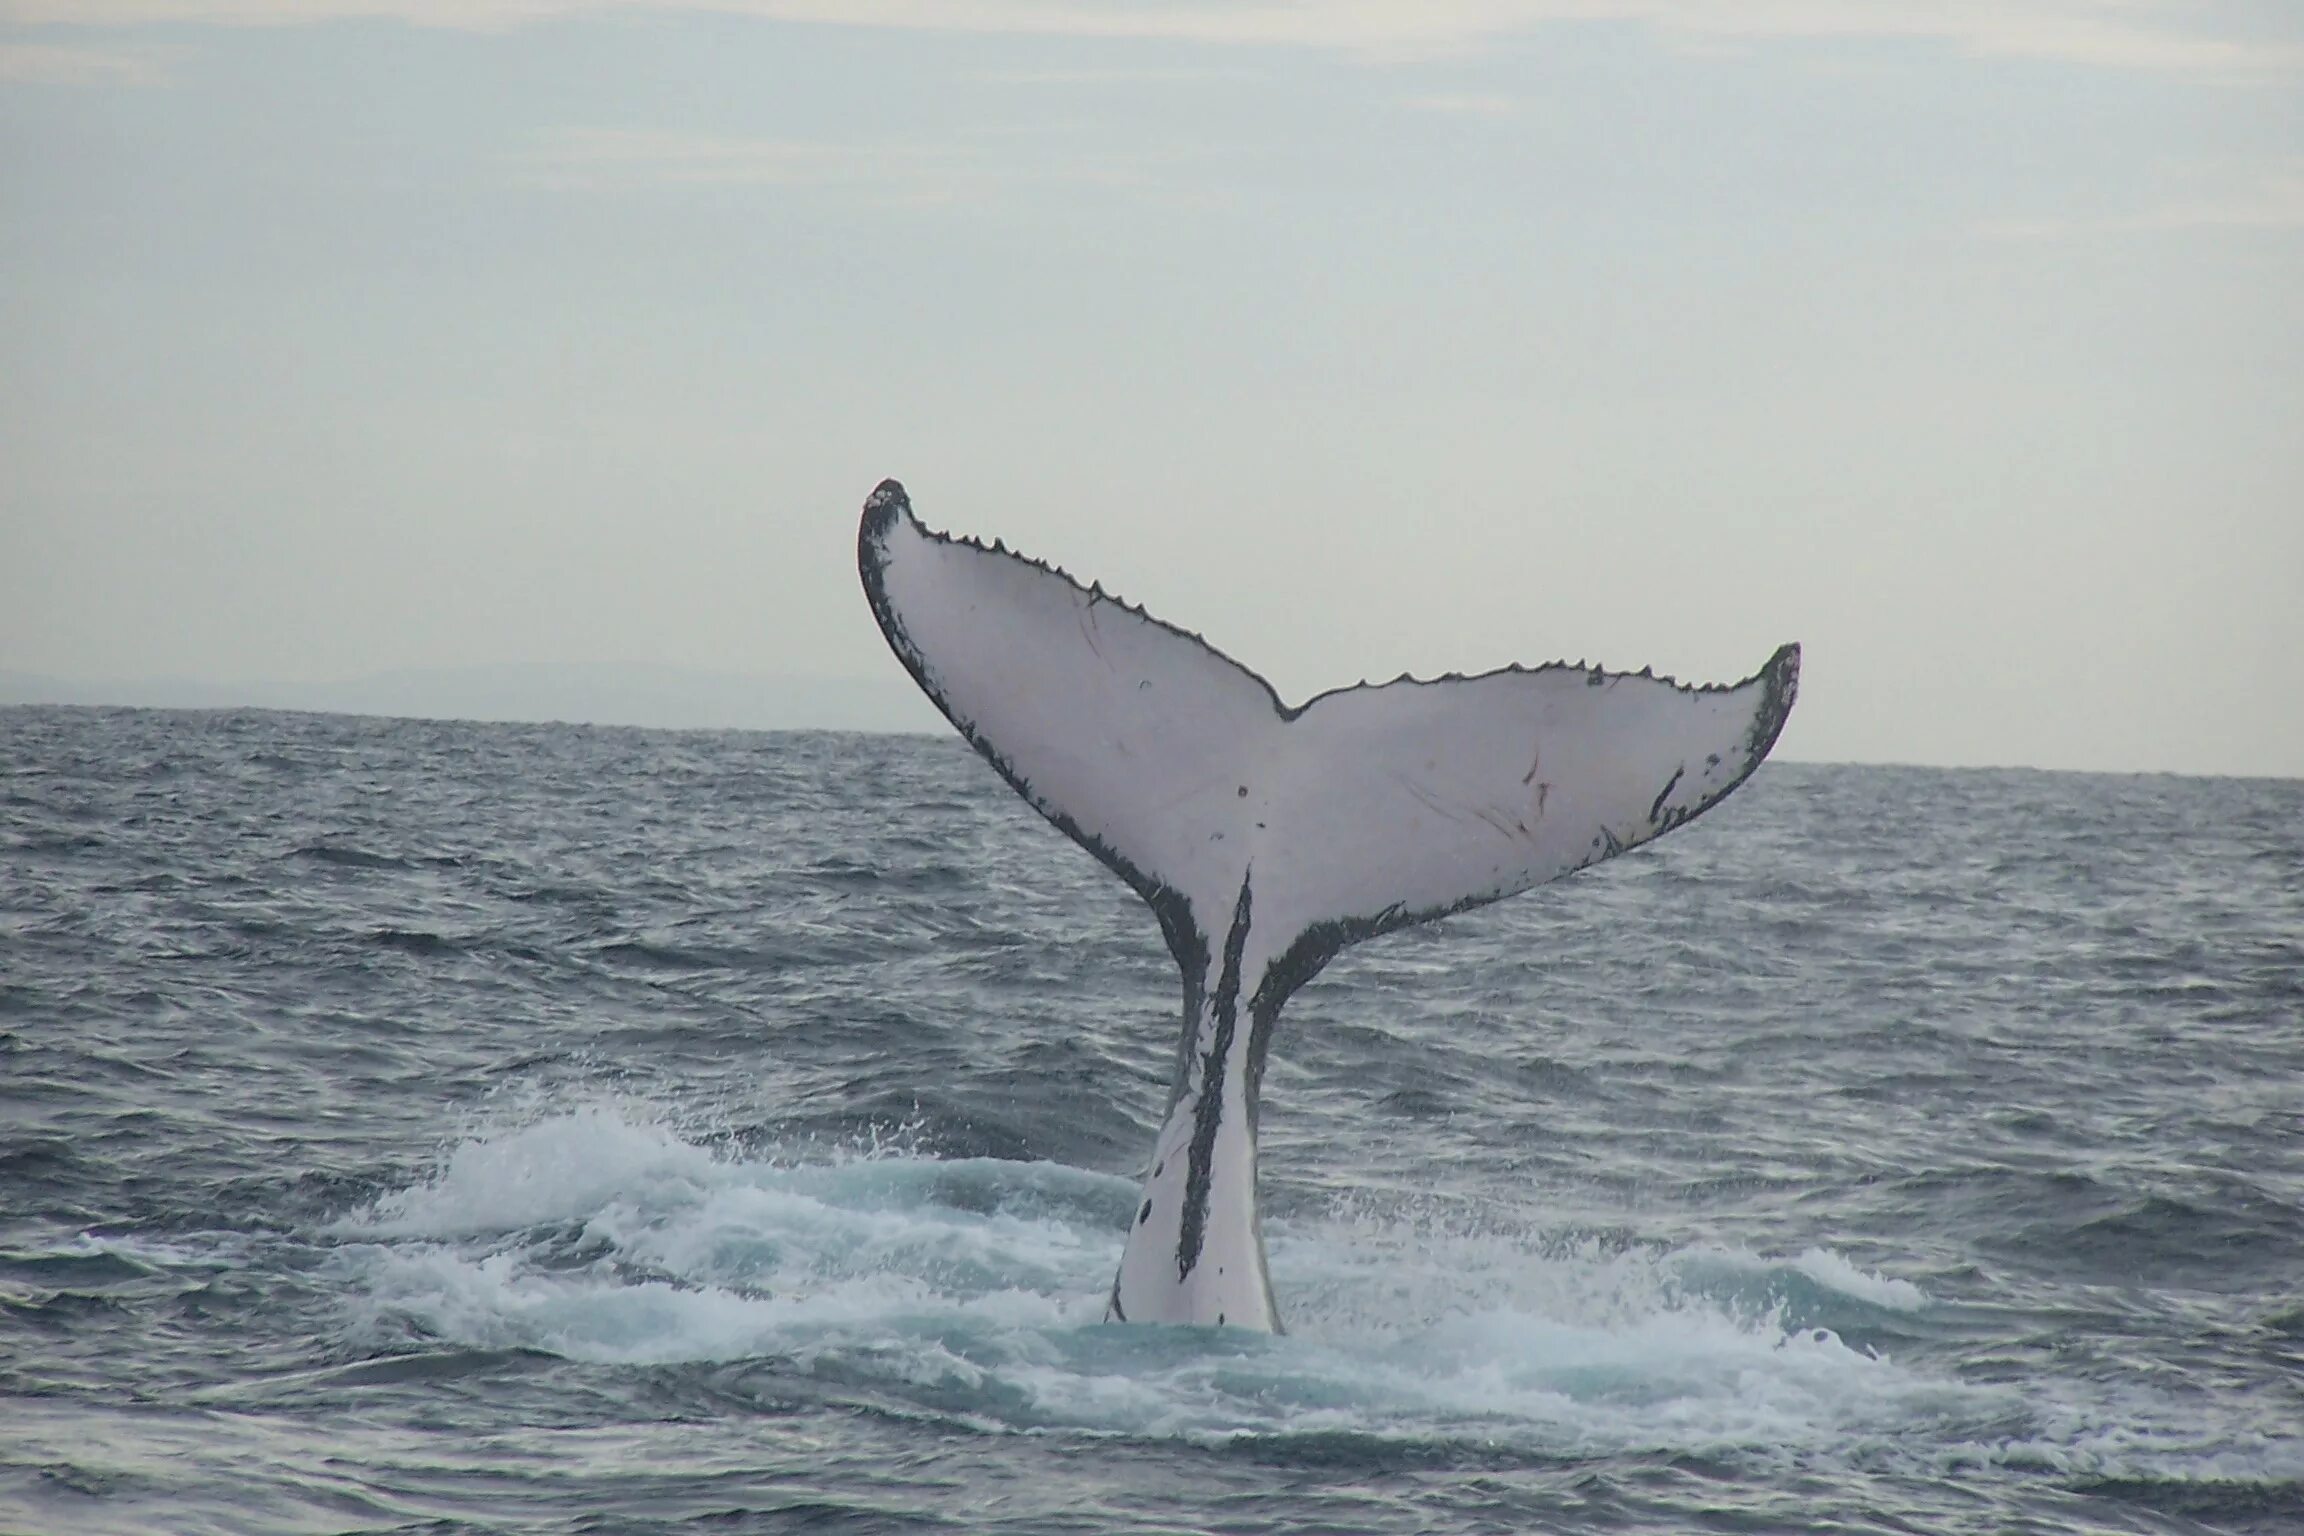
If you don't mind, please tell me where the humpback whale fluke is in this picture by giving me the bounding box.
[856,478,1798,1332]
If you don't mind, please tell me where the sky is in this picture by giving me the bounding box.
[1,2,2299,776]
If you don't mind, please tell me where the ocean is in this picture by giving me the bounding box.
[2,704,2299,1535]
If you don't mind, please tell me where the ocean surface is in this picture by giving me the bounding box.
[2,704,2299,1536]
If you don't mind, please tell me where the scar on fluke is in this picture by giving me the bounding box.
[1649,768,1685,824]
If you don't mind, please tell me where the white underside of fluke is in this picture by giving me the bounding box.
[857,480,1799,1332]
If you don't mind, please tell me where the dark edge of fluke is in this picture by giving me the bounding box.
[864,477,1798,705]
[859,478,1210,984]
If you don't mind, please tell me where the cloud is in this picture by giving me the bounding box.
[1398,92,1520,119]
[5,0,2299,76]
[0,41,167,83]
[1982,162,2304,239]
[518,125,1196,204]
[972,65,1265,86]
[520,128,972,200]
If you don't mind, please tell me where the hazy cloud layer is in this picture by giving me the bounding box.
[9,0,2301,74]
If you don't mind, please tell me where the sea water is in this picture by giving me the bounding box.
[3,707,2299,1533]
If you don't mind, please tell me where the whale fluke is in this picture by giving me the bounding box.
[857,478,1798,1331]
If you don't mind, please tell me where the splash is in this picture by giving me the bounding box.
[314,1103,2304,1489]
[324,1104,1998,1456]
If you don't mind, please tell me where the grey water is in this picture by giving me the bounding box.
[2,704,2300,1535]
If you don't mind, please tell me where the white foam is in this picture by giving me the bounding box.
[1660,1242,1929,1317]
[53,1230,243,1269]
[1788,1246,1928,1311]
[320,1105,2293,1482]
[337,1103,725,1239]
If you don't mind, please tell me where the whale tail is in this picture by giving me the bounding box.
[857,480,1798,1330]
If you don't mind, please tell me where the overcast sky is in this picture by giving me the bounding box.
[3,2,2298,775]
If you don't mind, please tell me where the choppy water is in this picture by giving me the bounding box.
[2,704,2300,1535]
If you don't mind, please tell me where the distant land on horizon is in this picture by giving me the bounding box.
[0,663,947,735]
[10,665,2301,783]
